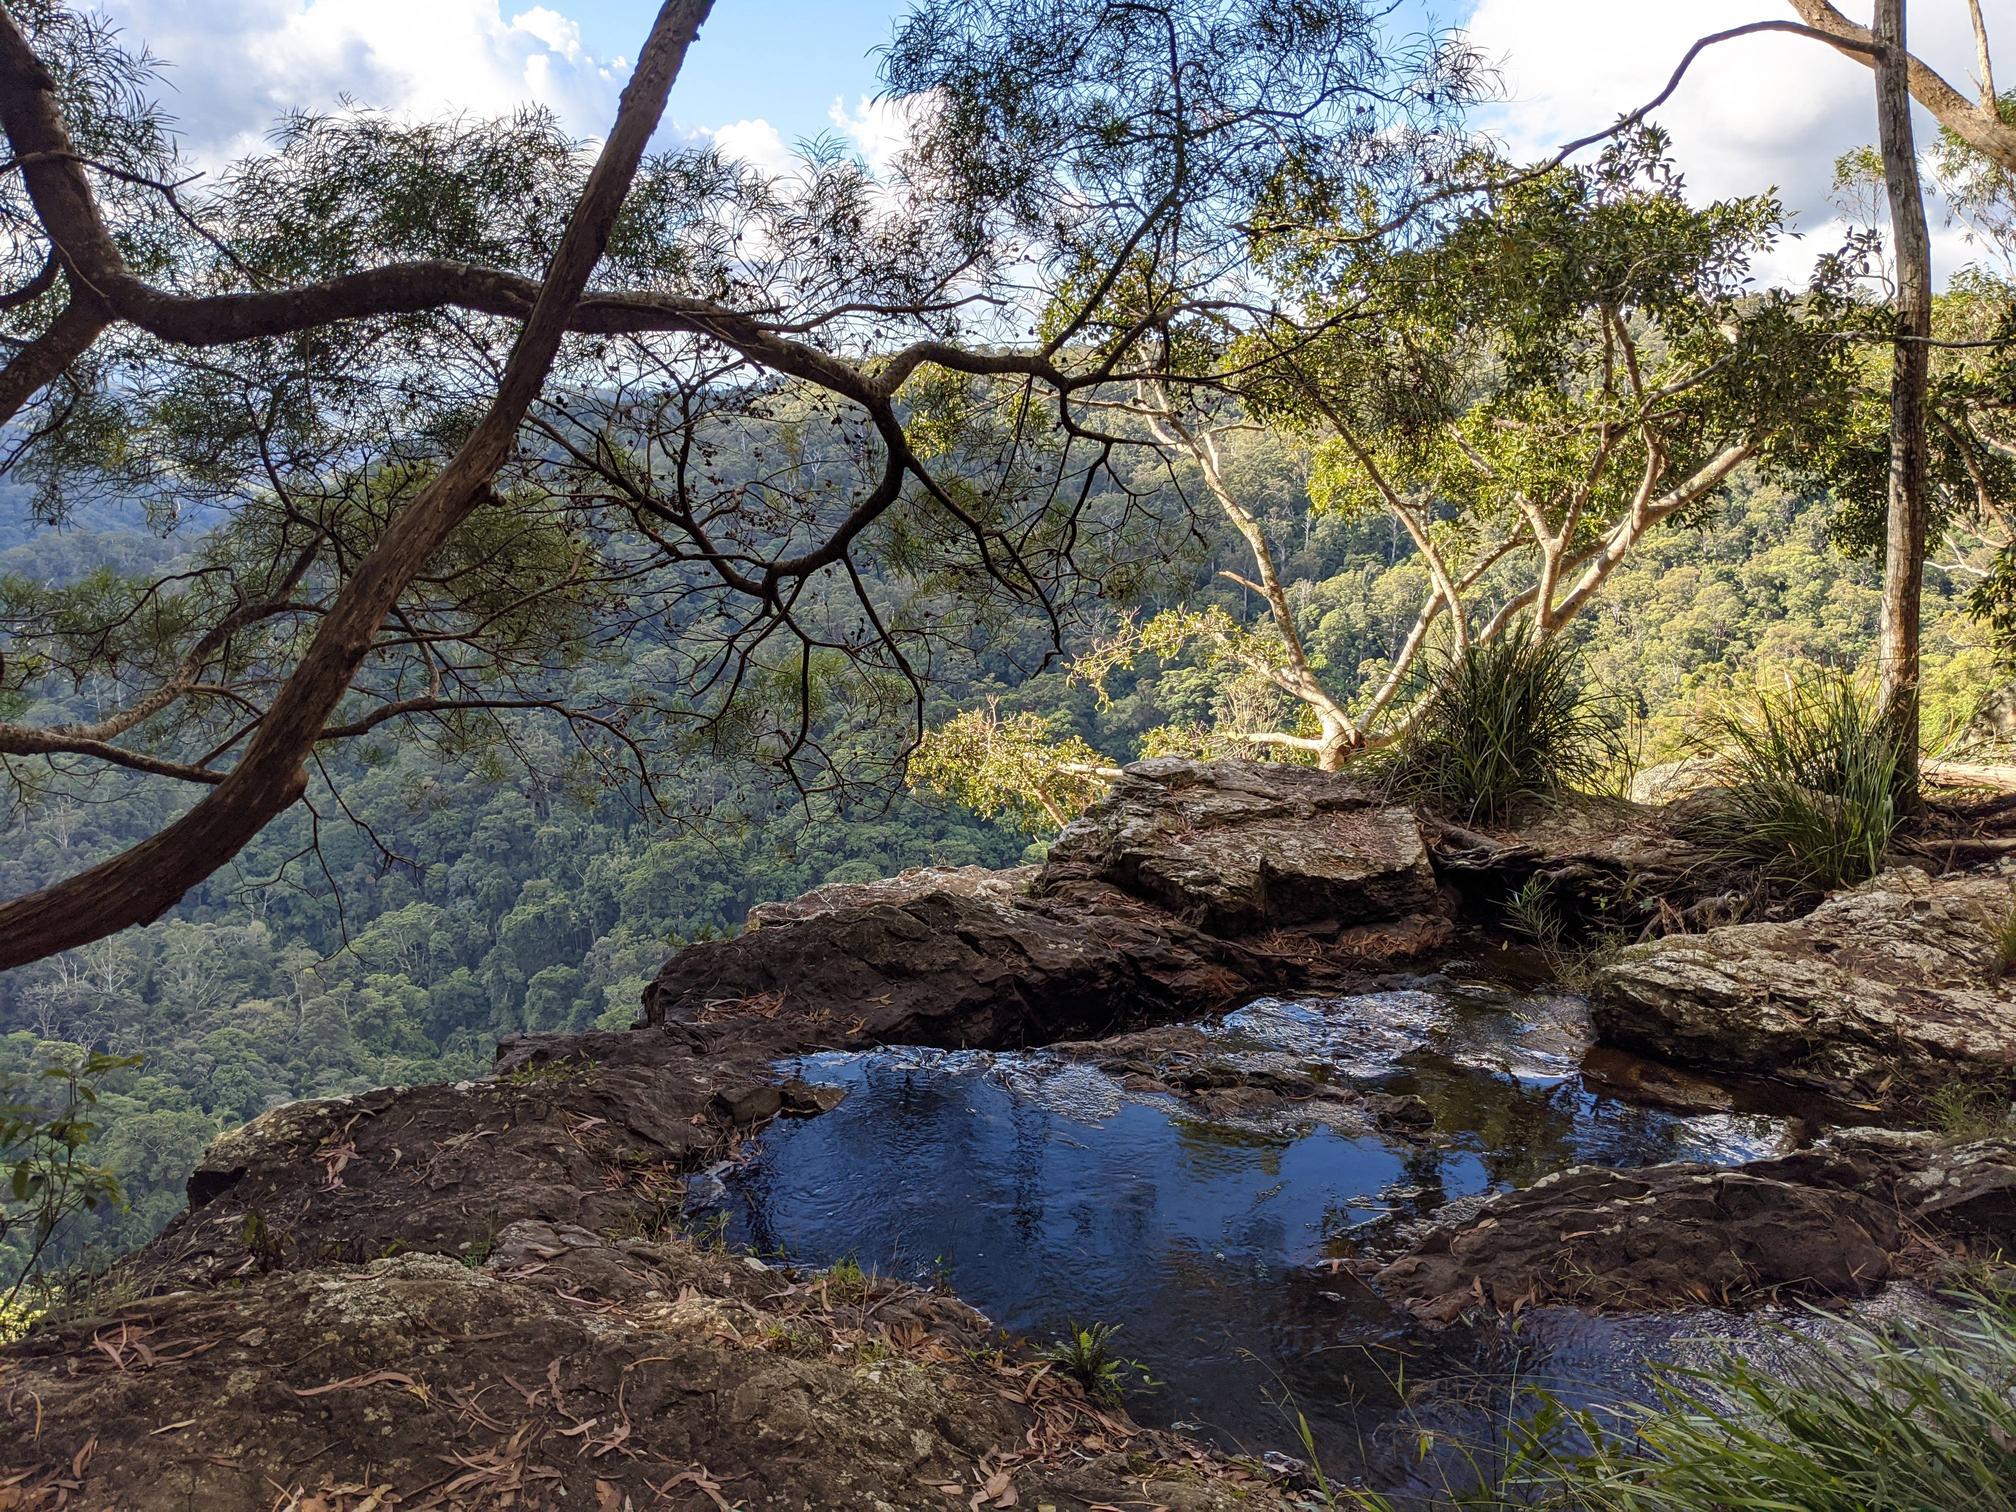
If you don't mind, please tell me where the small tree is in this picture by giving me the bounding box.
[1,1050,139,1325]
[908,702,1114,836]
[1092,133,1848,767]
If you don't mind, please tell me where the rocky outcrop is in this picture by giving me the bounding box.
[1594,866,2016,1103]
[25,758,1868,1509]
[647,760,1457,1047]
[1422,792,1749,932]
[1368,1130,2016,1323]
[1043,758,1444,935]
[5,760,1475,1510]
[143,1031,819,1290]
[5,1014,1296,1509]
[643,865,1261,1047]
[1,1223,1288,1511]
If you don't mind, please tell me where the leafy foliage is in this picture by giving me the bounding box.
[1,1049,137,1315]
[1040,1320,1157,1407]
[907,702,1110,836]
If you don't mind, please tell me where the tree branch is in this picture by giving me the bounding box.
[0,0,716,971]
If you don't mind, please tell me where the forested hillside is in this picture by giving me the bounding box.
[4,444,1998,1275]
[0,0,2010,1317]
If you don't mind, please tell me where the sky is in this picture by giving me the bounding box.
[90,0,2005,286]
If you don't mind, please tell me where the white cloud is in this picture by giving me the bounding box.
[827,93,925,180]
[99,0,634,165]
[1463,0,1993,285]
[707,94,930,184]
[709,117,797,178]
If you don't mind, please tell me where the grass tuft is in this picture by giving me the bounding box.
[1327,1289,2016,1511]
[1391,627,1627,826]
[1688,671,1903,897]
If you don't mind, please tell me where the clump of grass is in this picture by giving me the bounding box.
[1996,904,2016,979]
[822,1255,872,1304]
[1041,1320,1159,1406]
[1391,627,1628,826]
[1549,1289,2016,1511]
[1927,1080,2016,1142]
[1330,1290,2016,1511]
[1689,671,1903,896]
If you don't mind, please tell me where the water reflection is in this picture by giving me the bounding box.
[690,979,1806,1486]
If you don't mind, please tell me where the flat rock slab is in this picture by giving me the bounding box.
[643,865,1258,1047]
[1045,757,1443,935]
[145,1032,810,1289]
[1368,1131,2016,1323]
[645,764,1459,1046]
[1593,866,2016,1103]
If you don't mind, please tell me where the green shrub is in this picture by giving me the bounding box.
[1332,1291,2016,1511]
[1391,627,1626,825]
[1,1050,139,1329]
[1690,672,1903,895]
[1040,1319,1158,1406]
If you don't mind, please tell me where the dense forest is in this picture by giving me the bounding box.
[1,445,1996,1275]
[0,0,2009,1355]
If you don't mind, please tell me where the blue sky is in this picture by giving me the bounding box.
[91,1,2002,285]
[570,0,901,140]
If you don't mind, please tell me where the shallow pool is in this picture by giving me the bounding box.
[686,977,1827,1491]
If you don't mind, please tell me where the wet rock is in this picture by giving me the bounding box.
[1367,1134,2016,1323]
[1594,866,2016,1103]
[711,1081,786,1123]
[1579,1046,1736,1114]
[1044,757,1445,935]
[1049,1021,1439,1140]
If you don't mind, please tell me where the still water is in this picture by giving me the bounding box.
[687,978,1845,1489]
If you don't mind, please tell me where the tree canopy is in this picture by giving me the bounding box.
[0,0,1486,970]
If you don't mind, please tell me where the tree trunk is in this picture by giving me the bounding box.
[0,0,714,972]
[1874,0,1934,805]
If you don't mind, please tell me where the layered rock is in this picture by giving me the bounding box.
[1368,1131,2016,1323]
[1043,757,1443,934]
[643,864,1259,1048]
[647,760,1457,1047]
[1594,866,2016,1103]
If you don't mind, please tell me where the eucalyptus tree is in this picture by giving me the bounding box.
[1868,0,1935,799]
[1807,131,2016,665]
[1084,133,1852,769]
[1788,0,2016,174]
[0,0,1481,970]
[1715,0,2010,791]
